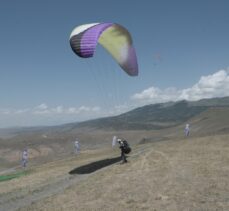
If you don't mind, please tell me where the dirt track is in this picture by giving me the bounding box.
[0,135,229,211]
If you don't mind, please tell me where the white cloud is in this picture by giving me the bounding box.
[14,109,29,114]
[132,69,229,104]
[66,106,101,114]
[0,109,11,115]
[132,87,179,103]
[0,104,104,127]
[35,103,48,110]
[32,105,101,115]
[51,106,64,114]
[91,106,101,112]
[67,107,79,114]
[33,103,50,114]
[78,106,90,112]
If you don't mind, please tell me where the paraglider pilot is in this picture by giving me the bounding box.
[117,138,131,164]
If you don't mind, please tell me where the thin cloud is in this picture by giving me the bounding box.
[14,109,30,114]
[0,109,11,115]
[51,106,64,114]
[35,103,48,110]
[0,104,102,116]
[32,105,101,115]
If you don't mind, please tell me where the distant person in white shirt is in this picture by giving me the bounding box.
[21,148,28,168]
[185,124,190,137]
[74,139,80,154]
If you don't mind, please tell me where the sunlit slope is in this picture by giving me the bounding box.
[1,134,228,211]
[168,107,229,138]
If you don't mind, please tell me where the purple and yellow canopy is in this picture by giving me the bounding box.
[69,23,138,76]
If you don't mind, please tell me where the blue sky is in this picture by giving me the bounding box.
[0,0,229,127]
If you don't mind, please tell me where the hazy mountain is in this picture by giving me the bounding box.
[1,96,229,137]
[75,96,229,130]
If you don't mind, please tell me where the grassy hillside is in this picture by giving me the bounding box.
[1,97,229,170]
[0,98,229,210]
[0,134,229,211]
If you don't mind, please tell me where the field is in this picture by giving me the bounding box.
[0,134,229,211]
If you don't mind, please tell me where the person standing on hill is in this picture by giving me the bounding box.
[185,123,190,137]
[74,139,80,154]
[21,148,28,168]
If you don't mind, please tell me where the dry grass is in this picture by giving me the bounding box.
[1,134,228,210]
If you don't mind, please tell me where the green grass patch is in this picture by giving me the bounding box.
[0,170,29,182]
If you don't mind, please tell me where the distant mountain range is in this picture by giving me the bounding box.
[75,96,229,130]
[1,96,229,138]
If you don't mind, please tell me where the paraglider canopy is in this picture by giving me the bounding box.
[69,22,138,76]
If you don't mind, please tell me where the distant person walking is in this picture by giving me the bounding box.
[21,148,28,168]
[74,139,80,154]
[185,124,190,137]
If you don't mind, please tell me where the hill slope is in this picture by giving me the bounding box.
[0,134,229,211]
[1,96,229,170]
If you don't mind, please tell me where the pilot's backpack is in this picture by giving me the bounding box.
[122,140,131,154]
